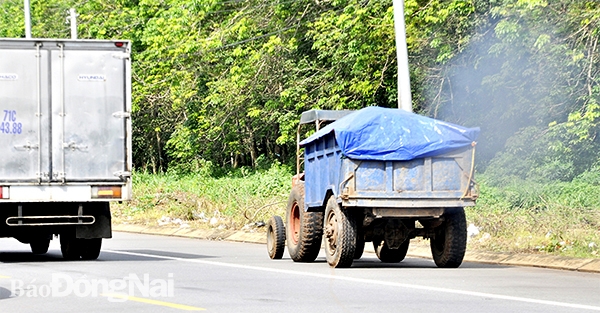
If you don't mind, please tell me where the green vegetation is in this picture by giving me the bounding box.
[1,0,599,258]
[113,163,292,230]
[467,174,600,258]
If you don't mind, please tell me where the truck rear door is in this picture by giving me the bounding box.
[0,43,50,183]
[0,40,130,185]
[50,43,129,182]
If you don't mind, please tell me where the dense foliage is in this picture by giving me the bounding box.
[1,0,599,183]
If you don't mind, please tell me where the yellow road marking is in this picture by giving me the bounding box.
[0,275,10,279]
[101,293,205,311]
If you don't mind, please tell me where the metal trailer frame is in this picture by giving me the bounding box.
[302,132,478,213]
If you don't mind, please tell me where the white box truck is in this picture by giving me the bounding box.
[0,38,132,259]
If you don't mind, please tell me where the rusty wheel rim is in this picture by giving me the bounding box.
[325,209,338,256]
[267,225,275,255]
[290,202,301,245]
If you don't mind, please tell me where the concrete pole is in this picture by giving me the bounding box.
[69,8,78,39]
[392,0,412,112]
[24,0,31,38]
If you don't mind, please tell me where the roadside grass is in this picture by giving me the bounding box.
[112,167,600,259]
[466,175,600,258]
[111,163,291,231]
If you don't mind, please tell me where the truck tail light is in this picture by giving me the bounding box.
[91,186,122,199]
[0,186,9,199]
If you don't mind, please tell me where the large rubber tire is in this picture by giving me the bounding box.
[353,234,365,259]
[373,239,410,263]
[430,207,467,268]
[30,238,51,255]
[80,238,102,260]
[60,236,102,260]
[286,183,323,262]
[267,215,286,259]
[60,235,80,260]
[323,196,357,268]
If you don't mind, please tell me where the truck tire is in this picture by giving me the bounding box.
[60,235,80,260]
[430,207,467,268]
[373,239,409,263]
[286,183,323,262]
[80,238,102,260]
[354,234,365,259]
[324,196,356,268]
[267,215,286,259]
[30,238,51,255]
[60,236,102,260]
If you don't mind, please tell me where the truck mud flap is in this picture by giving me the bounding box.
[75,203,112,239]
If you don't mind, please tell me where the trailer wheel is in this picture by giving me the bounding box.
[373,239,409,263]
[324,196,356,268]
[286,183,323,262]
[80,238,102,260]
[30,238,51,255]
[430,207,467,268]
[60,235,80,260]
[354,233,365,259]
[267,215,286,259]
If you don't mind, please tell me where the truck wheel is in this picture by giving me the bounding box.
[324,196,356,268]
[430,207,467,268]
[60,235,80,260]
[80,238,102,260]
[267,215,286,259]
[30,238,51,255]
[373,239,409,263]
[286,183,323,262]
[354,234,365,259]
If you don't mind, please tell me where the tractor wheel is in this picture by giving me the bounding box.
[286,183,323,262]
[267,215,286,259]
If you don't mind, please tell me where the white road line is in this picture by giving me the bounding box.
[105,249,600,311]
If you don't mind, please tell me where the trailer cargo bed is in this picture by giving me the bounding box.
[303,133,477,211]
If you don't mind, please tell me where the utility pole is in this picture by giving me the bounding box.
[24,0,32,38]
[392,0,412,112]
[68,8,78,39]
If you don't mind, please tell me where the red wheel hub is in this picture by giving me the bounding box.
[290,202,301,244]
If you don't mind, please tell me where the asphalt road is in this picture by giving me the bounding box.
[0,232,599,313]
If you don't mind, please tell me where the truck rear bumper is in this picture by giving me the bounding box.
[0,184,131,202]
[0,202,112,239]
[342,197,476,209]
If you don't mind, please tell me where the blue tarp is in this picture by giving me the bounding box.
[299,106,480,161]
